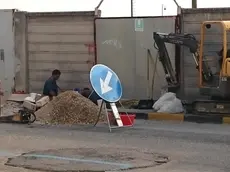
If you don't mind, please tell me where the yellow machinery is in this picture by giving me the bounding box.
[153,21,230,115]
[198,21,230,99]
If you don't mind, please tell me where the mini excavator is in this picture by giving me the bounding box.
[153,21,230,115]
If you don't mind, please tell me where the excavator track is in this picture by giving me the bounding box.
[192,100,230,116]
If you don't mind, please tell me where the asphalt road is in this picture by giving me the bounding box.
[0,120,229,172]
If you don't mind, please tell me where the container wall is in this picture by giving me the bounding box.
[14,11,27,92]
[95,17,176,100]
[0,10,15,100]
[180,8,230,100]
[26,11,96,93]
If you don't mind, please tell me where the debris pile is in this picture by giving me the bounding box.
[2,101,22,116]
[35,91,105,125]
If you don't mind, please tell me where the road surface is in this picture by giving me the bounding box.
[0,120,229,171]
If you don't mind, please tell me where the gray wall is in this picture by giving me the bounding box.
[14,11,27,93]
[0,10,15,101]
[180,8,230,100]
[95,17,176,100]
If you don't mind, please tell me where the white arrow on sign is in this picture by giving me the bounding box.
[100,71,113,94]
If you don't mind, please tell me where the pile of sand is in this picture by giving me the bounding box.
[35,91,105,125]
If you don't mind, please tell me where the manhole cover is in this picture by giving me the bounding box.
[5,147,169,172]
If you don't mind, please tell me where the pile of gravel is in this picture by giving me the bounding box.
[35,91,105,125]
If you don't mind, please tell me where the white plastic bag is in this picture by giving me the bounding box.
[152,92,176,111]
[24,96,35,103]
[157,97,184,113]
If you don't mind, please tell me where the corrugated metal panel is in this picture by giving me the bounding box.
[26,12,95,93]
[95,17,176,100]
[180,8,230,100]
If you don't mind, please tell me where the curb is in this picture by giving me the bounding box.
[148,113,184,121]
[134,113,148,120]
[223,117,230,124]
[135,112,230,124]
[109,109,230,124]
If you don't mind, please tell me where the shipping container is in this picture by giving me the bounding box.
[25,11,97,93]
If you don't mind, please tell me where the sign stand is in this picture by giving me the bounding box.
[90,64,134,132]
[93,96,134,132]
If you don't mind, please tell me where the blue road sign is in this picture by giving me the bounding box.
[90,64,122,103]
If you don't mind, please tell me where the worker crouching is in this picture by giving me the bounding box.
[42,69,62,101]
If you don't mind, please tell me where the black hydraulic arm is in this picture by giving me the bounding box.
[153,32,213,85]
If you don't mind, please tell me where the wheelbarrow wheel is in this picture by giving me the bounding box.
[20,109,36,124]
[28,112,36,124]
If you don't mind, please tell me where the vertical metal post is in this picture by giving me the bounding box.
[161,4,164,16]
[131,0,133,17]
[161,4,166,16]
[192,0,197,8]
[0,80,2,116]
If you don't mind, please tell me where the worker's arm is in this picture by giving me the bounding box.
[57,85,64,92]
[55,82,63,92]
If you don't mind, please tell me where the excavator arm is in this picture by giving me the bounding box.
[153,32,213,87]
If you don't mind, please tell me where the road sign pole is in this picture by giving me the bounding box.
[94,99,116,132]
[105,103,112,132]
[94,98,105,127]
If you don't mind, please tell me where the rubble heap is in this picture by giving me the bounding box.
[35,91,105,125]
[2,101,22,116]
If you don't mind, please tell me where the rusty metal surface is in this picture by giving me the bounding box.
[26,11,95,17]
[26,13,96,92]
